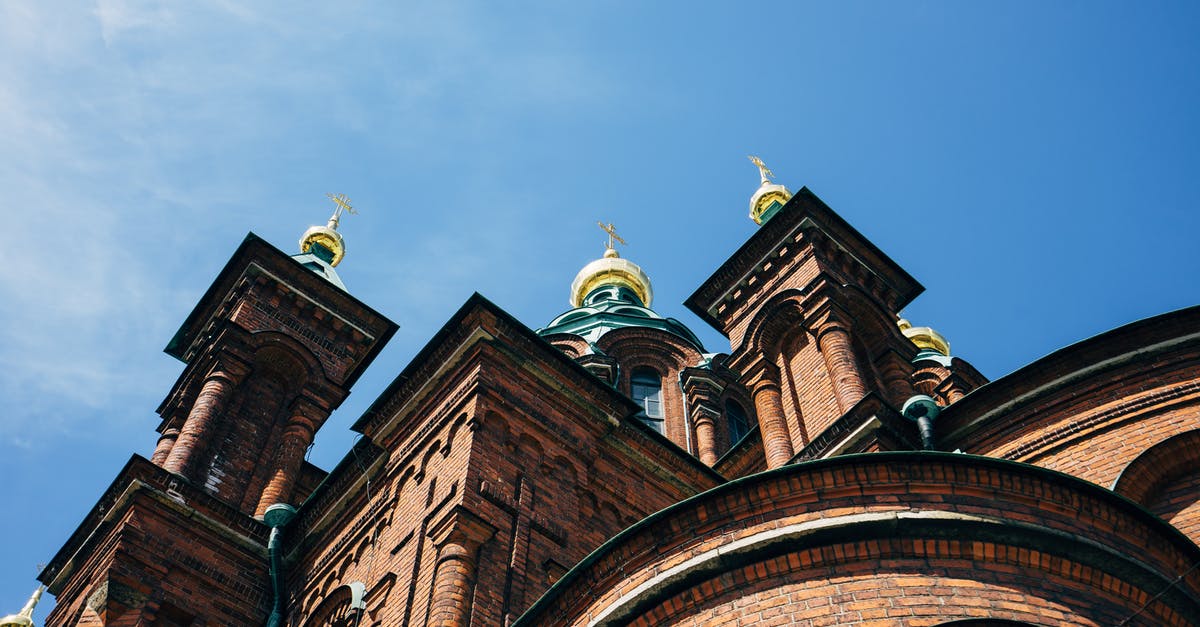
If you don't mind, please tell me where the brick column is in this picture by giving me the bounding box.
[427,508,496,627]
[150,427,180,465]
[876,351,915,407]
[747,361,794,469]
[254,400,322,517]
[814,313,868,412]
[162,365,244,476]
[681,369,723,466]
[692,408,719,466]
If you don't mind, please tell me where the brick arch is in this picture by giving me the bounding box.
[742,290,807,359]
[595,326,703,372]
[940,614,1036,619]
[541,333,589,358]
[1112,429,1200,502]
[1112,429,1200,543]
[598,326,706,450]
[247,330,327,387]
[302,583,362,627]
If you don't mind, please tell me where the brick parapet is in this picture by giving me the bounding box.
[515,452,1200,626]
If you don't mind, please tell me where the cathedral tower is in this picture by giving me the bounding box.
[152,199,396,517]
[687,159,932,466]
[39,201,396,626]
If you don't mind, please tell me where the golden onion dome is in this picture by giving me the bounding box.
[0,586,42,627]
[299,222,345,267]
[748,155,792,225]
[569,246,654,308]
[897,319,951,356]
[299,193,356,267]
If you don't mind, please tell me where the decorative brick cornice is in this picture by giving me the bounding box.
[40,455,268,594]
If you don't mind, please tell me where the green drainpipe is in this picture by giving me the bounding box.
[263,503,298,627]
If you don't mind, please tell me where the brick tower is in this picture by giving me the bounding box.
[39,203,396,626]
[685,157,982,466]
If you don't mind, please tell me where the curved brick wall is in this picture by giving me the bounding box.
[938,307,1200,490]
[515,453,1200,626]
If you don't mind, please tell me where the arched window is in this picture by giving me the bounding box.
[630,367,664,434]
[726,399,750,445]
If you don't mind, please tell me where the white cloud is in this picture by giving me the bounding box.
[0,1,616,447]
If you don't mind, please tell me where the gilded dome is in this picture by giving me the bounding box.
[299,223,345,267]
[299,193,355,268]
[898,319,951,356]
[748,155,792,225]
[569,247,654,308]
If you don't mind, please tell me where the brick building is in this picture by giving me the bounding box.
[30,163,1200,626]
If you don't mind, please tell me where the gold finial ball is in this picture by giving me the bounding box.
[747,156,791,224]
[299,225,346,267]
[749,184,792,224]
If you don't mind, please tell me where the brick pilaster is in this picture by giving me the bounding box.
[427,507,496,627]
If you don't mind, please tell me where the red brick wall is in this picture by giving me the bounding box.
[942,345,1200,489]
[516,453,1200,626]
[285,301,721,626]
[42,458,272,627]
[1149,472,1200,545]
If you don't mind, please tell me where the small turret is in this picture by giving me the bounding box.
[569,222,655,308]
[747,155,792,225]
[294,193,357,289]
[898,319,951,357]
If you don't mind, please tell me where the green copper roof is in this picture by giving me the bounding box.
[537,285,705,351]
[291,243,346,291]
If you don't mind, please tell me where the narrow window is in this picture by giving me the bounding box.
[630,368,664,434]
[726,399,750,445]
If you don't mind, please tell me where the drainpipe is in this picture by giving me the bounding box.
[263,503,298,627]
[901,395,941,451]
[677,372,694,456]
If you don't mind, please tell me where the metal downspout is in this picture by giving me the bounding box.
[678,371,694,456]
[263,503,298,627]
[901,395,941,451]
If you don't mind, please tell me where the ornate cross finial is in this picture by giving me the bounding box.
[597,221,627,252]
[325,193,357,227]
[748,155,775,184]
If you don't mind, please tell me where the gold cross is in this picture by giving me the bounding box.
[748,155,774,183]
[597,221,627,251]
[326,193,357,220]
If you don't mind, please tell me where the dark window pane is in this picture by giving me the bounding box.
[726,399,750,444]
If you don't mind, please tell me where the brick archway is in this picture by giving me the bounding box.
[1112,429,1200,544]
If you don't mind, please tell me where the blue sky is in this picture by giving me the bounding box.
[2,1,1198,619]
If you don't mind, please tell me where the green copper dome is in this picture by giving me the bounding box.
[538,284,705,351]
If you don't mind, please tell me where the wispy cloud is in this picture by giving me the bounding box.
[0,1,615,447]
